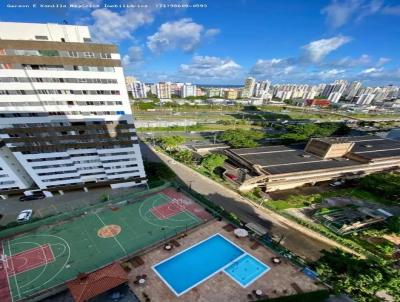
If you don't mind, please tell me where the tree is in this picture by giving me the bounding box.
[314,249,400,302]
[174,149,194,164]
[201,153,227,172]
[158,136,185,151]
[218,129,264,148]
[387,216,400,234]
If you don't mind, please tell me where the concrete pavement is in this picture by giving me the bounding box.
[0,186,146,226]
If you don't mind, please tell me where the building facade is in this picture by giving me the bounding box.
[0,22,146,196]
[156,82,171,99]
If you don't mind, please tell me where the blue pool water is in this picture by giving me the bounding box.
[224,255,270,287]
[153,234,244,295]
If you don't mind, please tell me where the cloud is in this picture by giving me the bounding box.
[122,46,144,66]
[250,58,296,77]
[302,36,351,63]
[179,55,241,79]
[89,8,154,42]
[147,18,219,53]
[382,5,400,15]
[376,57,390,66]
[318,68,346,79]
[321,0,383,29]
[327,54,371,67]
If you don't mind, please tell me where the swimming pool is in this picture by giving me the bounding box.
[152,233,270,296]
[224,254,270,287]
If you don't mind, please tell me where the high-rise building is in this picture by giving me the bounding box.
[0,22,146,196]
[156,82,171,99]
[206,88,222,98]
[242,77,256,98]
[224,89,239,99]
[129,81,147,99]
[344,81,362,101]
[254,80,271,99]
[328,91,343,103]
[357,93,375,105]
[182,83,197,98]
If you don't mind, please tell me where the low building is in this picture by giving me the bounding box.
[305,99,331,107]
[224,135,400,192]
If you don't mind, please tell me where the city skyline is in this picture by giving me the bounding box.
[1,0,400,85]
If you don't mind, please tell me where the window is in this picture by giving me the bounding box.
[35,35,48,40]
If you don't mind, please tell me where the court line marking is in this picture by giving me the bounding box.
[7,243,55,278]
[95,213,127,255]
[6,241,46,292]
[9,235,71,296]
[1,241,14,302]
[15,242,54,289]
[139,194,199,229]
[7,240,20,299]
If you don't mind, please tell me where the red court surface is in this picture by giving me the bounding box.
[151,201,185,219]
[152,189,212,221]
[0,244,11,302]
[6,244,55,277]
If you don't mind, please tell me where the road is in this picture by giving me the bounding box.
[140,143,357,261]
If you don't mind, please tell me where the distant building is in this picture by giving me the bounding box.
[344,81,362,101]
[129,81,147,99]
[224,89,239,99]
[306,99,331,107]
[356,93,375,105]
[328,91,343,103]
[182,83,197,98]
[242,77,256,98]
[206,88,223,98]
[156,82,171,99]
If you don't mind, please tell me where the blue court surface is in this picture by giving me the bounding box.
[152,233,270,296]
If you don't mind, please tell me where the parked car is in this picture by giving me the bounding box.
[330,179,345,187]
[16,209,33,222]
[19,192,45,202]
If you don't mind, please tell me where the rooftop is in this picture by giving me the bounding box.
[228,135,400,175]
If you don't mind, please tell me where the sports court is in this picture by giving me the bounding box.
[0,187,211,302]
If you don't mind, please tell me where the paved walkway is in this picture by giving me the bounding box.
[141,143,360,261]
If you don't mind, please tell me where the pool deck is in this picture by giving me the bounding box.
[127,220,325,302]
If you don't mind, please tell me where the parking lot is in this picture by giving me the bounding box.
[0,186,146,226]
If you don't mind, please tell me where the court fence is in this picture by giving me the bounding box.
[0,182,172,239]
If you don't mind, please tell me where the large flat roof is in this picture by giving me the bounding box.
[229,135,400,175]
[229,145,359,175]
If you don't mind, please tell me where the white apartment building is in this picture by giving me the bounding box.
[242,77,256,98]
[129,80,147,99]
[156,82,171,99]
[328,91,343,103]
[182,83,197,98]
[357,93,376,105]
[0,22,146,196]
[344,81,362,101]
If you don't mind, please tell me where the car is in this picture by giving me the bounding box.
[19,192,45,202]
[17,209,33,222]
[168,160,177,165]
[330,180,345,187]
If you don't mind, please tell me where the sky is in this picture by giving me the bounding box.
[1,0,400,86]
